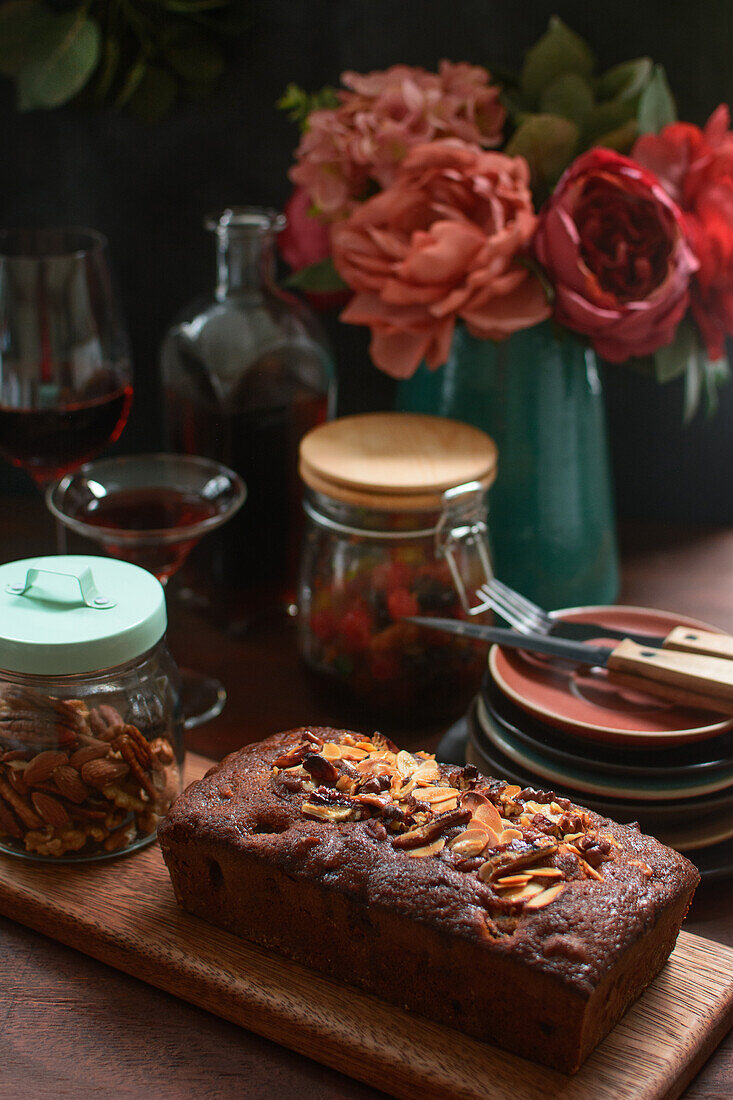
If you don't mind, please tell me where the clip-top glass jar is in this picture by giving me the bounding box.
[297,413,497,726]
[0,555,183,862]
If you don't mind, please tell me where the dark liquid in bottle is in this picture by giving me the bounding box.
[76,486,220,581]
[0,384,133,484]
[166,387,327,621]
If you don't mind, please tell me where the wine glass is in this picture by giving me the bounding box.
[0,227,133,488]
[46,453,246,727]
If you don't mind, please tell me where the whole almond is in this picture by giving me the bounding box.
[70,741,110,769]
[7,768,29,798]
[81,758,129,788]
[31,791,70,829]
[0,798,23,840]
[24,750,69,787]
[52,764,90,804]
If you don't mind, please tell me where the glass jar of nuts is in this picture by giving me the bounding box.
[0,555,184,861]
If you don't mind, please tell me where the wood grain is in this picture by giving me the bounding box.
[0,753,731,1100]
[608,638,733,711]
[299,412,497,509]
[664,627,733,661]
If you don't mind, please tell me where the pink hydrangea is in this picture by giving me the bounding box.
[290,61,505,220]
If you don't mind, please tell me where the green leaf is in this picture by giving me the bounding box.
[702,355,731,417]
[539,72,594,129]
[654,322,694,384]
[0,0,53,77]
[128,64,177,123]
[637,64,677,135]
[655,317,728,421]
[596,58,653,102]
[163,31,223,82]
[115,54,147,108]
[277,82,340,128]
[284,258,348,294]
[505,113,579,194]
[92,34,120,102]
[584,96,638,143]
[591,119,639,153]
[521,16,595,103]
[17,12,101,109]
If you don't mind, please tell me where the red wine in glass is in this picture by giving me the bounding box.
[0,381,133,486]
[0,227,133,489]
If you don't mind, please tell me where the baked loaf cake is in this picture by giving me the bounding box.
[159,727,699,1073]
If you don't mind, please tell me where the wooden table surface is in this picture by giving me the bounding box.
[1,499,732,1099]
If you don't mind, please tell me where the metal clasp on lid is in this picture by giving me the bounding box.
[5,566,116,609]
[435,482,493,616]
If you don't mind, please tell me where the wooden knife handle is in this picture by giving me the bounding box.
[607,639,733,713]
[663,626,733,661]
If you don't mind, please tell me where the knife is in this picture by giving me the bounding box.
[404,617,733,713]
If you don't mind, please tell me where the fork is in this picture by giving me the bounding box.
[475,578,667,646]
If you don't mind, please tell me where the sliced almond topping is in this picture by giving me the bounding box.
[339,746,369,761]
[412,759,441,784]
[420,786,460,804]
[563,832,584,842]
[503,882,545,902]
[321,742,343,761]
[580,860,604,882]
[529,867,563,879]
[496,873,532,888]
[396,750,418,777]
[461,791,503,833]
[499,827,523,842]
[448,829,488,857]
[524,883,566,910]
[301,802,355,822]
[406,837,445,859]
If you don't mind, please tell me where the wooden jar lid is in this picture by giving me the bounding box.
[299,413,497,511]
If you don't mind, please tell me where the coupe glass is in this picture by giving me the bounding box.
[0,227,133,488]
[47,453,246,727]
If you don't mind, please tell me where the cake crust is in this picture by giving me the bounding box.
[159,727,699,1073]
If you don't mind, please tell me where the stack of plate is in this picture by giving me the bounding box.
[464,605,733,879]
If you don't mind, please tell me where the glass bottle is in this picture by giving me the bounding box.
[160,207,336,625]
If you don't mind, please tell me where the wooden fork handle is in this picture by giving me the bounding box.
[607,639,733,714]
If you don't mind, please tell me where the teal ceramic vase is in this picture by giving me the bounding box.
[396,321,619,610]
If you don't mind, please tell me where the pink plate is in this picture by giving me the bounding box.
[489,605,733,747]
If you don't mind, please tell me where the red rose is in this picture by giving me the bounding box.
[534,149,697,362]
[634,106,733,360]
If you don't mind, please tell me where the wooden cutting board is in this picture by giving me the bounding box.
[0,753,731,1100]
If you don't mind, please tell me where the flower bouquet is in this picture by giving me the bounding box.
[278,18,733,607]
[280,17,731,413]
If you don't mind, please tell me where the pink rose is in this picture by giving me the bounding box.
[331,140,551,378]
[634,106,733,360]
[279,187,332,271]
[290,62,505,220]
[534,149,697,362]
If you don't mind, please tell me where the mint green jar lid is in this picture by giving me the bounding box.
[0,556,167,675]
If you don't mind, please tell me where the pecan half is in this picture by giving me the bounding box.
[392,806,472,849]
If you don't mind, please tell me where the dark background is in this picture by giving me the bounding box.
[2,0,733,521]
